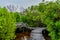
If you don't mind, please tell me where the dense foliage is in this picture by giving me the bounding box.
[15,0,60,40]
[15,6,46,27]
[38,1,60,40]
[0,7,16,40]
[14,12,21,22]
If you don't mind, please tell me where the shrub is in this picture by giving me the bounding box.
[0,7,16,40]
[14,12,21,22]
[38,1,60,40]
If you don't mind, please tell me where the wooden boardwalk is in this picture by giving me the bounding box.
[16,22,51,40]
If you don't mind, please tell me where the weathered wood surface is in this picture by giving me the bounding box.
[30,28,45,40]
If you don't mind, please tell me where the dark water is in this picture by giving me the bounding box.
[15,32,30,40]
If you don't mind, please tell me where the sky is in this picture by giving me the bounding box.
[0,0,42,9]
